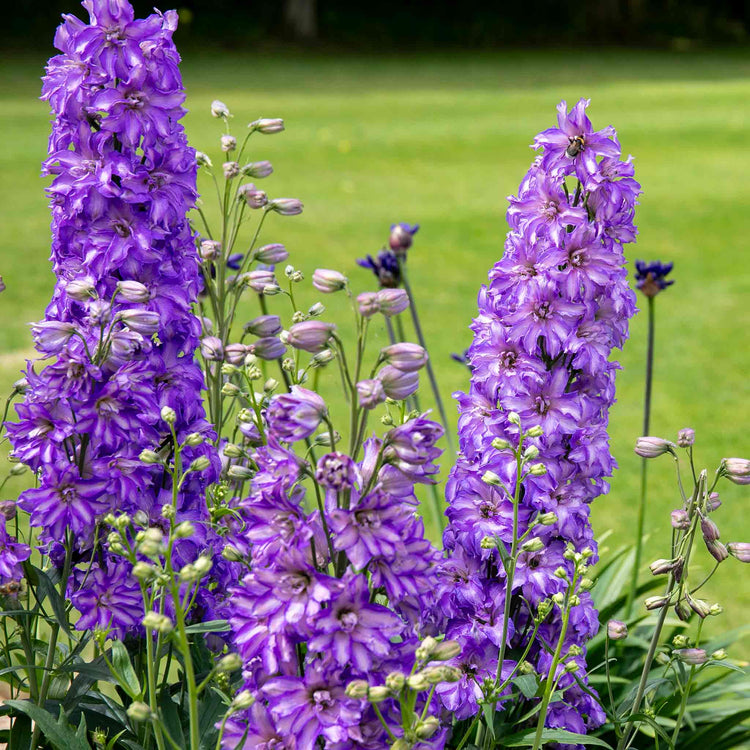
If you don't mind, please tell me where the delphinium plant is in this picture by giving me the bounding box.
[590,435,750,750]
[434,99,640,749]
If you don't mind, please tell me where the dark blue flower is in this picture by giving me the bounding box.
[634,260,674,298]
[357,249,401,288]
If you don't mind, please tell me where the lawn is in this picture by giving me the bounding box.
[0,46,748,634]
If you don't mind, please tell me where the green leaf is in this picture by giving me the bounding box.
[511,674,539,700]
[110,641,142,700]
[4,699,90,750]
[158,693,186,749]
[625,712,675,748]
[32,564,74,637]
[501,728,614,747]
[184,619,230,634]
[198,688,228,750]
[680,708,750,750]
[481,702,496,739]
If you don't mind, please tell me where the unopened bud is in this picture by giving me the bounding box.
[529,463,547,476]
[217,654,242,673]
[521,537,544,552]
[174,521,195,539]
[607,620,628,641]
[222,545,243,562]
[407,672,430,691]
[677,428,695,447]
[385,672,406,692]
[345,680,369,699]
[672,634,689,648]
[526,425,544,437]
[671,509,690,530]
[228,465,254,481]
[415,637,438,661]
[491,437,511,450]
[126,702,152,722]
[160,406,176,425]
[481,470,503,486]
[431,640,461,661]
[563,661,579,673]
[727,542,750,562]
[705,539,728,562]
[645,595,669,610]
[675,648,708,665]
[185,432,204,447]
[210,100,230,118]
[507,411,521,426]
[142,612,173,634]
[688,596,711,618]
[230,690,255,710]
[649,558,676,576]
[415,716,440,740]
[189,456,210,472]
[635,436,674,458]
[722,458,750,485]
[712,649,727,661]
[368,685,391,703]
[537,512,557,526]
[523,445,540,460]
[250,118,284,134]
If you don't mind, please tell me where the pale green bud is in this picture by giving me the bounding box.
[385,672,406,692]
[126,702,152,721]
[518,660,534,675]
[9,463,27,476]
[526,425,544,437]
[508,411,521,425]
[160,406,176,425]
[368,685,391,703]
[712,649,727,660]
[563,661,579,673]
[523,445,540,460]
[194,556,212,576]
[552,592,565,606]
[482,470,503,486]
[230,690,255,710]
[222,545,243,562]
[223,443,245,458]
[217,653,242,673]
[432,640,461,661]
[553,566,568,579]
[161,504,176,520]
[222,382,241,397]
[529,463,547,476]
[415,636,438,661]
[521,537,544,552]
[415,716,440,740]
[228,465,254,480]
[185,432,204,447]
[264,378,279,392]
[345,679,369,699]
[132,562,155,581]
[174,521,195,539]
[139,449,161,464]
[537,512,557,526]
[189,456,210,472]
[407,672,430,691]
[491,437,511,450]
[142,612,173,634]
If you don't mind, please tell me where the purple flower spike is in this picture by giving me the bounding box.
[10,0,219,635]
[435,99,639,735]
[357,249,401,288]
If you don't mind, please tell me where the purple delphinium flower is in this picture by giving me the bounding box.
[634,259,674,297]
[435,99,638,734]
[0,517,31,584]
[226,407,444,746]
[9,0,218,634]
[266,386,328,443]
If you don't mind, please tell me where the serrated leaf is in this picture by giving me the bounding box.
[501,727,614,747]
[110,641,142,700]
[4,699,90,750]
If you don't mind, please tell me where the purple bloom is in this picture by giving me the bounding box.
[389,222,419,254]
[309,573,403,670]
[0,517,31,584]
[267,386,328,443]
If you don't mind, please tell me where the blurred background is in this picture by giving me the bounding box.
[0,1,748,634]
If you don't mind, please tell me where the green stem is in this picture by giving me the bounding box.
[627,295,655,619]
[671,620,703,746]
[399,263,454,455]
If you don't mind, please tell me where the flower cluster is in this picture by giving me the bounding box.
[7,0,216,637]
[222,367,447,746]
[436,99,639,731]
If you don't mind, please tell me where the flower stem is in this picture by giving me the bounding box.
[627,295,655,618]
[398,264,454,455]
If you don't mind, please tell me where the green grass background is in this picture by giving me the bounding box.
[0,48,748,635]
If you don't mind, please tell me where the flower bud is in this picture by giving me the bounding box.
[518,660,534,675]
[250,118,284,134]
[375,288,409,317]
[723,458,750,485]
[368,686,391,703]
[239,183,268,208]
[217,653,242,673]
[526,425,544,437]
[607,620,628,640]
[415,716,440,740]
[241,160,274,178]
[407,672,430,691]
[385,672,406,692]
[118,309,160,335]
[700,517,720,541]
[523,445,540,460]
[431,640,461,661]
[255,244,289,264]
[389,222,418,254]
[345,680,369,699]
[160,406,176,425]
[415,637,438,661]
[709,603,724,616]
[139,449,161,464]
[210,100,230,118]
[481,471,503,487]
[268,198,303,216]
[196,151,212,167]
[199,239,222,261]
[381,343,428,373]
[9,463,27,476]
[230,690,255,710]
[312,268,348,293]
[356,292,380,317]
[563,661,579,673]
[222,545,243,563]
[228,465,254,481]
[537,512,557,526]
[491,437,511,450]
[189,456,211,473]
[223,161,240,179]
[705,539,728,562]
[674,599,692,621]
[528,463,547,476]
[185,432,204,447]
[287,321,336,353]
[132,562,155,581]
[672,634,689,648]
[311,349,336,367]
[201,336,224,361]
[521,537,544,552]
[243,269,276,294]
[553,566,568,579]
[670,509,690,530]
[675,648,708,665]
[727,542,750,562]
[644,595,669,610]
[250,336,287,361]
[244,314,282,337]
[551,592,565,606]
[634,436,674,458]
[220,134,236,152]
[126,702,152,722]
[377,365,418,401]
[174,521,196,539]
[65,278,96,300]
[712,649,727,660]
[649,558,676,575]
[688,596,711,618]
[677,428,695,447]
[142,611,173,633]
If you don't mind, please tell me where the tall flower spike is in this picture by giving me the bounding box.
[8,0,217,634]
[436,98,638,733]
